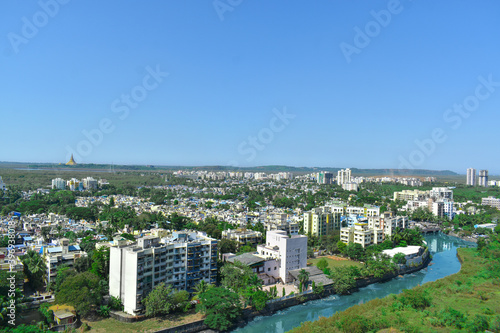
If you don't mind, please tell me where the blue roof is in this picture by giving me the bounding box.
[23,237,33,241]
[69,245,80,251]
[47,247,62,253]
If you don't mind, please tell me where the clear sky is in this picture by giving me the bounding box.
[1,1,499,174]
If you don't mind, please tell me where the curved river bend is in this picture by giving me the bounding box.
[233,233,476,333]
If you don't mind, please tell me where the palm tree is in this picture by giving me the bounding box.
[193,280,213,300]
[297,269,310,293]
[21,250,47,290]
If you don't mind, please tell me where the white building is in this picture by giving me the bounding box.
[82,177,98,190]
[0,176,6,191]
[340,222,384,248]
[467,168,477,186]
[478,170,488,187]
[336,168,351,185]
[429,187,453,201]
[51,178,66,190]
[43,238,86,284]
[342,182,359,192]
[109,231,217,315]
[221,228,262,249]
[256,230,307,283]
[482,196,500,209]
[382,246,426,266]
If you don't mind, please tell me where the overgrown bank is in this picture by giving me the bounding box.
[291,234,500,333]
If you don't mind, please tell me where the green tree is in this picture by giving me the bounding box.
[393,252,407,265]
[218,239,237,256]
[298,269,310,293]
[142,283,173,317]
[21,250,47,290]
[316,258,329,271]
[221,261,255,293]
[90,247,110,281]
[197,287,241,331]
[56,271,103,317]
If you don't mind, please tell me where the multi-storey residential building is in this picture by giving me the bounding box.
[261,213,299,235]
[467,168,477,186]
[478,170,489,187]
[67,178,80,191]
[488,180,500,187]
[340,222,384,248]
[221,228,262,249]
[429,187,453,201]
[482,196,500,209]
[381,215,408,237]
[317,171,333,184]
[109,231,217,315]
[336,168,351,185]
[342,182,359,191]
[303,208,341,237]
[0,176,6,191]
[257,230,307,283]
[51,178,66,190]
[393,189,429,201]
[43,238,86,284]
[82,177,98,190]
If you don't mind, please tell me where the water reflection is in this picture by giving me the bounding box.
[233,233,475,333]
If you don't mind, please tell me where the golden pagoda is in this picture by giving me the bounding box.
[66,154,77,166]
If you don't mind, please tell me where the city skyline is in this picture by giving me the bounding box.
[1,1,500,173]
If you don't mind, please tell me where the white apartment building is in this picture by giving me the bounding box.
[393,189,429,201]
[327,204,380,218]
[342,182,359,191]
[109,231,218,315]
[467,168,477,186]
[478,170,489,187]
[336,168,351,185]
[82,177,98,190]
[482,196,500,209]
[340,222,384,248]
[0,176,6,191]
[488,180,500,187]
[221,228,262,249]
[403,200,429,212]
[43,238,86,284]
[429,187,453,201]
[303,208,341,237]
[257,230,307,283]
[51,178,66,190]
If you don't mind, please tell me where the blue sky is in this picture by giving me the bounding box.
[1,1,499,174]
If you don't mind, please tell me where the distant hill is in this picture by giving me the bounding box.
[0,162,458,176]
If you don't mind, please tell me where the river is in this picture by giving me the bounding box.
[233,233,476,333]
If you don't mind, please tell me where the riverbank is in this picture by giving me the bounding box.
[290,241,499,332]
[447,230,478,243]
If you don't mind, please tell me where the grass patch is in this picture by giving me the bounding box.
[82,312,203,333]
[308,256,363,269]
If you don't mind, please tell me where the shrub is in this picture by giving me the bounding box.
[398,288,432,310]
[109,296,123,311]
[435,307,467,329]
[336,314,373,333]
[98,305,110,318]
[466,314,489,333]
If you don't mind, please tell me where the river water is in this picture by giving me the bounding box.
[233,233,476,333]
